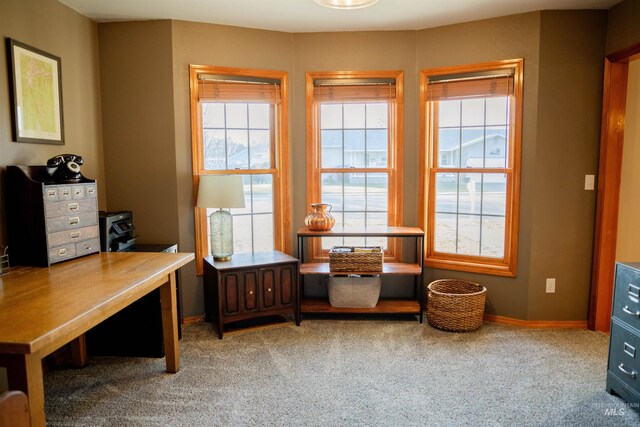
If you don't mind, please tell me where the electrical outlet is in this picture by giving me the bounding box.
[546,278,556,293]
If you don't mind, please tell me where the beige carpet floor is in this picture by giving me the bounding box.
[44,318,640,426]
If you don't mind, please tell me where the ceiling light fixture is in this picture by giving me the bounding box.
[314,0,378,10]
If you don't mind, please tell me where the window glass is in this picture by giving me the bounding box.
[421,60,522,276]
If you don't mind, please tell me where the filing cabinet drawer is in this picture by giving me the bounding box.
[84,184,97,198]
[46,211,98,233]
[49,243,77,263]
[613,264,640,330]
[47,225,99,247]
[76,238,100,257]
[44,198,97,218]
[609,321,640,390]
[43,185,73,202]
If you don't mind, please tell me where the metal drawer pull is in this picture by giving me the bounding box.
[87,187,95,194]
[68,217,80,225]
[630,284,640,299]
[84,244,92,250]
[47,190,56,197]
[58,248,67,256]
[618,363,637,378]
[62,190,70,196]
[623,306,640,317]
[70,232,81,239]
[68,203,79,211]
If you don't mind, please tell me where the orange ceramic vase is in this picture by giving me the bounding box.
[304,203,335,231]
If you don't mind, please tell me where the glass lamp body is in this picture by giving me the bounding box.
[210,209,234,261]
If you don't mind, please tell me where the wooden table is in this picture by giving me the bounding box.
[0,251,194,426]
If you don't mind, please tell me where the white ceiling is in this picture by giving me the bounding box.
[59,0,621,33]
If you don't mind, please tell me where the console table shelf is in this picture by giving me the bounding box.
[302,298,420,314]
[297,226,425,322]
[300,262,422,276]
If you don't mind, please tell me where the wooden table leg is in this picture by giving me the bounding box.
[70,334,87,368]
[159,272,179,373]
[0,353,45,426]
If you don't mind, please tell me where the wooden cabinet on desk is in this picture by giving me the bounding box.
[204,251,299,339]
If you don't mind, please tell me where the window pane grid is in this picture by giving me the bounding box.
[203,102,271,171]
[320,172,389,249]
[434,97,509,259]
[201,101,275,253]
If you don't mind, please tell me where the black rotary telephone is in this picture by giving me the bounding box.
[46,154,84,183]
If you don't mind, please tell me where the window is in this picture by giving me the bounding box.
[419,59,523,276]
[306,71,403,260]
[190,66,290,274]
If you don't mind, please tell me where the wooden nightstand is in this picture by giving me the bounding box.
[203,251,299,339]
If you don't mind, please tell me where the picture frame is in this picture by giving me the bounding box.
[6,38,64,145]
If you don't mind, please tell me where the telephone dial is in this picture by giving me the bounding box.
[46,154,84,183]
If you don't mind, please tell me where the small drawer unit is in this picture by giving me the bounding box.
[607,262,640,405]
[5,165,100,267]
[204,251,299,339]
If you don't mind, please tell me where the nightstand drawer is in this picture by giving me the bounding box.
[609,321,640,390]
[613,264,640,330]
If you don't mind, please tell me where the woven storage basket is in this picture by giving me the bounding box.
[329,246,383,273]
[427,279,487,332]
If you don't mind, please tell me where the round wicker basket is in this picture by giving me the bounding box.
[427,279,487,332]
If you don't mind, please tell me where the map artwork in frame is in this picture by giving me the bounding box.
[6,38,64,145]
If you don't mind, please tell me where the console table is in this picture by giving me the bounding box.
[297,226,425,322]
[0,251,194,426]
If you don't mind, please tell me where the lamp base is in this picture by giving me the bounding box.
[210,209,234,261]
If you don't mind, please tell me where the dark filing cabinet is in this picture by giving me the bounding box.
[607,262,640,405]
[5,165,100,266]
[86,243,182,357]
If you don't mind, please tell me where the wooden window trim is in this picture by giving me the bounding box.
[190,65,291,275]
[305,70,404,262]
[418,59,523,277]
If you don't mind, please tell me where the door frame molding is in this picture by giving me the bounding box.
[589,43,640,331]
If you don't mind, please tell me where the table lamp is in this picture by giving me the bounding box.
[197,175,246,261]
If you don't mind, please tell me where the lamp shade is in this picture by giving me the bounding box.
[197,175,246,209]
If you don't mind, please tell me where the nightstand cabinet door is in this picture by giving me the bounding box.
[259,265,296,311]
[278,264,296,308]
[221,271,259,316]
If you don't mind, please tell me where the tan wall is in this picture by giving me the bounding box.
[97,12,610,321]
[98,21,178,245]
[606,0,640,55]
[527,11,606,320]
[170,21,294,316]
[616,59,640,262]
[416,13,542,319]
[0,0,104,394]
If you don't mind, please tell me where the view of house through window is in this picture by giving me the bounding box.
[434,96,509,258]
[306,71,403,259]
[420,60,523,276]
[190,66,290,274]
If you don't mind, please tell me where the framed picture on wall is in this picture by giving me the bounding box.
[6,38,64,145]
